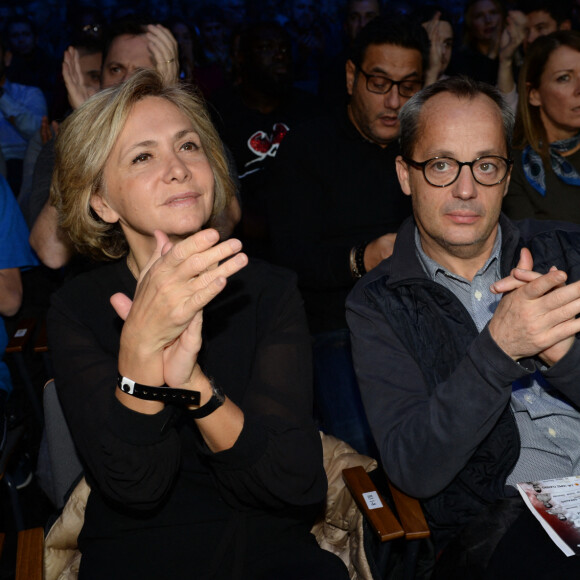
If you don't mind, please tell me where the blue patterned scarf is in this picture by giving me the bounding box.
[522,133,580,196]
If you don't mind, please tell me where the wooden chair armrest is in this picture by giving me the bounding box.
[6,318,37,354]
[387,480,430,540]
[15,528,43,580]
[343,465,405,542]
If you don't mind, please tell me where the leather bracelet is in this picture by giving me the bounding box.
[117,374,201,406]
[349,246,360,279]
[351,242,368,279]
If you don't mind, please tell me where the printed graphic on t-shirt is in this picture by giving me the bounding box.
[240,122,289,178]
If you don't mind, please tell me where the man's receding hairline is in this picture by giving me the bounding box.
[412,91,505,155]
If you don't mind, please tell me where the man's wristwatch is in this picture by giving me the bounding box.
[116,374,226,417]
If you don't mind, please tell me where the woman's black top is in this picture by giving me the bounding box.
[48,258,329,579]
[503,148,580,223]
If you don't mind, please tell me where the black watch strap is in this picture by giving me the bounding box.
[117,374,200,406]
[188,378,226,418]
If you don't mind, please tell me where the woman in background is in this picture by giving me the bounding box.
[450,0,505,84]
[503,31,580,222]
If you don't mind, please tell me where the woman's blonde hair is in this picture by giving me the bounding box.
[514,30,580,164]
[51,69,235,261]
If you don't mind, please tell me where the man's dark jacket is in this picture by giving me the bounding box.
[347,214,580,551]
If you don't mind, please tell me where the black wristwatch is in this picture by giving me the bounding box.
[188,378,226,418]
[117,374,200,406]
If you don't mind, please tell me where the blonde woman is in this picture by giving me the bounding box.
[48,69,347,580]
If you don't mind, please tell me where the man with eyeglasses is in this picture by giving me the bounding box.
[266,15,428,458]
[347,76,580,577]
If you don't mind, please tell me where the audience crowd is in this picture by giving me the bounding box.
[2,0,580,578]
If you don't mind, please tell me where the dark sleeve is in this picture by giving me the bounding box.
[48,268,326,513]
[199,272,327,510]
[266,130,354,290]
[542,338,580,407]
[346,285,530,499]
[27,139,55,227]
[48,290,182,511]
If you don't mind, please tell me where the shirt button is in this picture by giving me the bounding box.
[524,394,534,403]
[548,428,557,437]
[474,290,483,301]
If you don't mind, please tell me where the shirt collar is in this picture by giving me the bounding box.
[414,225,503,283]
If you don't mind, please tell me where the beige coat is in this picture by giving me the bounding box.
[44,433,377,580]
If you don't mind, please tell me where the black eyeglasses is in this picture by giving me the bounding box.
[357,68,422,97]
[403,155,513,187]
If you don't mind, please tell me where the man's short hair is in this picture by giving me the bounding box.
[349,13,429,72]
[398,76,515,159]
[518,0,572,24]
[102,17,152,66]
[70,36,103,57]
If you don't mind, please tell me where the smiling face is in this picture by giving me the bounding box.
[101,34,154,89]
[91,97,215,263]
[529,45,580,142]
[396,92,510,276]
[346,43,423,147]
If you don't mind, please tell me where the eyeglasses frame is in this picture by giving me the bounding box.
[356,67,422,97]
[402,155,513,188]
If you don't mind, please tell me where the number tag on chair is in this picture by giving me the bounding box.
[363,491,383,510]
